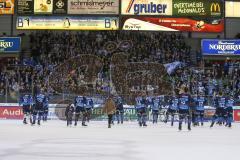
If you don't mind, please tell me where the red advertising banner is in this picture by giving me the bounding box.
[0,106,23,119]
[233,110,240,122]
[122,17,224,32]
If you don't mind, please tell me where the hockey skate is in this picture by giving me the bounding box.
[210,122,214,128]
[82,122,87,127]
[30,117,33,124]
[228,123,232,128]
[31,120,36,125]
[164,119,168,123]
[178,123,182,131]
[23,119,27,124]
[188,124,191,131]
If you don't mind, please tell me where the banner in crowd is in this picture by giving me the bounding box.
[16,16,119,30]
[121,0,172,15]
[173,0,222,17]
[0,0,14,14]
[122,17,224,32]
[164,61,185,75]
[0,37,21,53]
[201,39,240,55]
[68,0,119,14]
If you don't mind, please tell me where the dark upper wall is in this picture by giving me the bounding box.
[0,15,12,36]
[226,18,240,38]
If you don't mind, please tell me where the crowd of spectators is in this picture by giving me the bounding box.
[0,31,239,104]
[172,59,240,100]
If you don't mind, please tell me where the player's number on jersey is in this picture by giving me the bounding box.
[23,98,28,103]
[181,100,185,105]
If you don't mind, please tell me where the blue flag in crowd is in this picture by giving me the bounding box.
[164,61,185,75]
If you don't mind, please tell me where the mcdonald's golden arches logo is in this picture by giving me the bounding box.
[210,3,221,16]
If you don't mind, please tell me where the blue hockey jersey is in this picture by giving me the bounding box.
[43,96,49,109]
[178,94,190,110]
[194,96,205,111]
[151,97,160,111]
[218,97,226,108]
[226,98,234,108]
[135,97,146,109]
[85,97,94,109]
[74,96,86,108]
[169,97,178,110]
[35,94,46,104]
[116,97,124,111]
[19,94,33,106]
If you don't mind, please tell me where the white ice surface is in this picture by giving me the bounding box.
[0,120,239,160]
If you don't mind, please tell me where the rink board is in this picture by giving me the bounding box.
[0,103,239,121]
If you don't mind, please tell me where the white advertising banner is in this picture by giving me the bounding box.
[121,0,172,15]
[68,0,119,14]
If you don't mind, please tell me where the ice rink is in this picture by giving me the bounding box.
[0,120,239,160]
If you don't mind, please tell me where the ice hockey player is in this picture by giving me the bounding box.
[164,95,179,126]
[102,95,116,128]
[85,97,94,123]
[19,94,33,124]
[74,95,87,126]
[193,93,206,126]
[65,104,75,127]
[32,92,46,125]
[224,95,234,128]
[115,96,124,124]
[178,87,191,131]
[150,96,160,124]
[135,95,148,127]
[210,92,226,128]
[42,95,49,122]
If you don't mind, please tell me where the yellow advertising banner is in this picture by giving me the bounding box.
[34,0,53,14]
[225,1,240,17]
[16,16,119,30]
[0,0,14,14]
